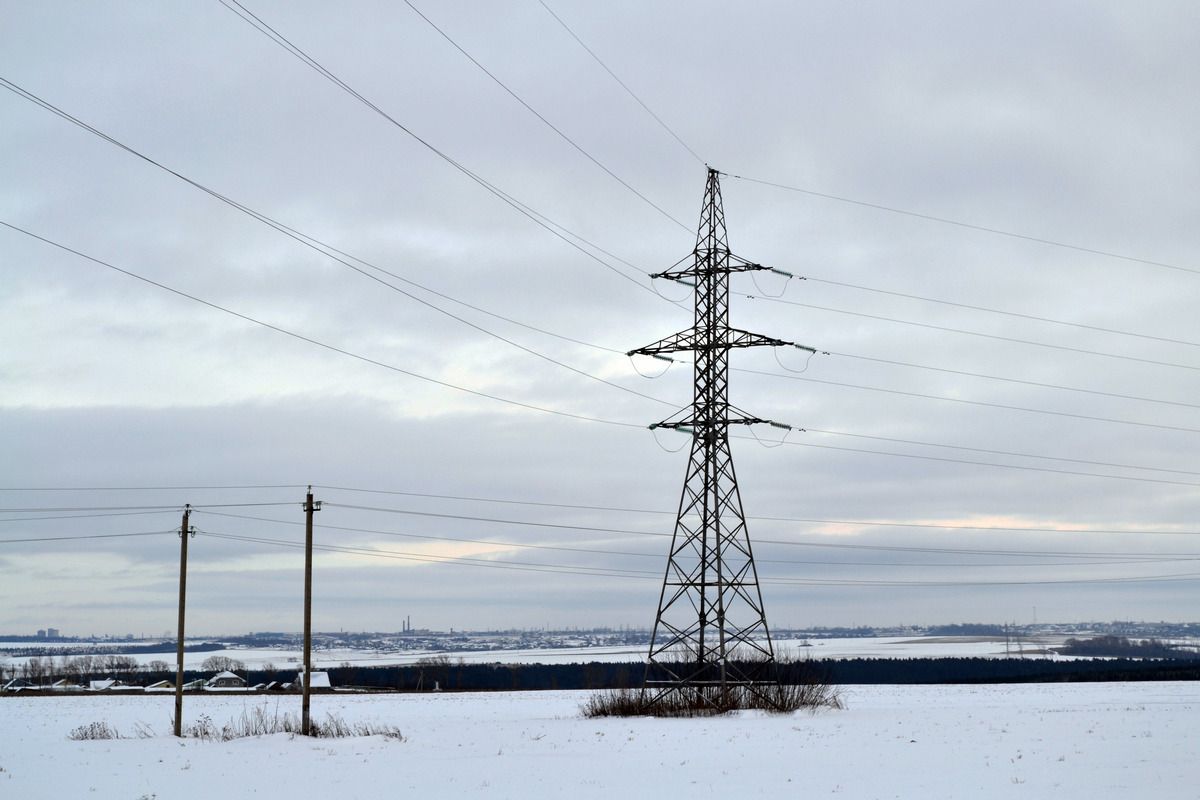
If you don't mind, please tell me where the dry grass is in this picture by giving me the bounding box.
[67,720,154,740]
[179,706,404,741]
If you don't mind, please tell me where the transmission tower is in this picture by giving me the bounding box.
[629,167,814,707]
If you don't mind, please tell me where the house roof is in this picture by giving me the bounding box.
[210,670,242,680]
[296,670,331,688]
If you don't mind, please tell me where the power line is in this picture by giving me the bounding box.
[820,351,1200,411]
[0,530,175,544]
[743,293,1200,373]
[777,437,1200,489]
[8,79,1196,450]
[0,219,645,430]
[197,509,1198,569]
[213,2,669,299]
[723,171,1200,278]
[1,73,666,307]
[7,508,1191,571]
[199,529,658,580]
[0,502,296,513]
[537,0,704,165]
[200,529,1200,588]
[802,427,1200,478]
[314,484,1200,538]
[18,219,1188,491]
[7,216,1198,491]
[801,275,1200,350]
[404,0,689,232]
[0,484,305,492]
[321,501,659,537]
[764,571,1200,588]
[0,505,179,512]
[317,499,1200,545]
[0,78,675,409]
[0,510,179,523]
[748,368,1200,437]
[200,508,662,559]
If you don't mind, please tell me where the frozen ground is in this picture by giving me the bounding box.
[1,682,1197,798]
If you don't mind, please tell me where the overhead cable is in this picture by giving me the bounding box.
[313,485,1200,537]
[0,219,645,430]
[537,0,704,165]
[196,508,1198,568]
[723,171,1199,278]
[803,275,1200,349]
[749,368,1200,437]
[0,77,673,406]
[743,294,1200,373]
[0,530,175,544]
[212,2,668,299]
[404,0,690,232]
[202,529,1200,588]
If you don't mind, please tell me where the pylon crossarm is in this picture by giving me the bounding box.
[630,326,799,355]
[722,327,794,349]
[650,259,770,281]
[627,328,699,357]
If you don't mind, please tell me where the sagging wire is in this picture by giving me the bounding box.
[748,420,799,449]
[649,423,692,453]
[647,254,695,305]
[773,344,827,374]
[629,352,675,379]
[749,267,799,299]
[651,275,694,304]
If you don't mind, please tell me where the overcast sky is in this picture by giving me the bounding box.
[3,1,1200,638]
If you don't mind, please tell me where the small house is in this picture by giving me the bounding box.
[205,670,247,689]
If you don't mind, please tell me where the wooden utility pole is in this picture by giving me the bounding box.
[302,486,321,735]
[173,504,193,737]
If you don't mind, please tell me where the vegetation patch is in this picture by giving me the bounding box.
[180,706,403,741]
[67,721,123,740]
[582,679,843,718]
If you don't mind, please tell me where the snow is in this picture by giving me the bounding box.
[2,633,1111,672]
[296,670,331,688]
[1,682,1197,798]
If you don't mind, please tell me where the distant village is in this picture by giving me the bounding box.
[5,620,1200,693]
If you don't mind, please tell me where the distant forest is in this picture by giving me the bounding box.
[289,656,1200,692]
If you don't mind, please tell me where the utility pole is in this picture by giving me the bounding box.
[629,167,816,709]
[173,504,194,737]
[302,486,321,736]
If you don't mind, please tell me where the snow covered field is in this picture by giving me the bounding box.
[2,682,1197,798]
[1,633,1106,673]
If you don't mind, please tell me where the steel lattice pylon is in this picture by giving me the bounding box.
[629,168,810,707]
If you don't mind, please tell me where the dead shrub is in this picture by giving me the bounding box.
[67,721,122,740]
